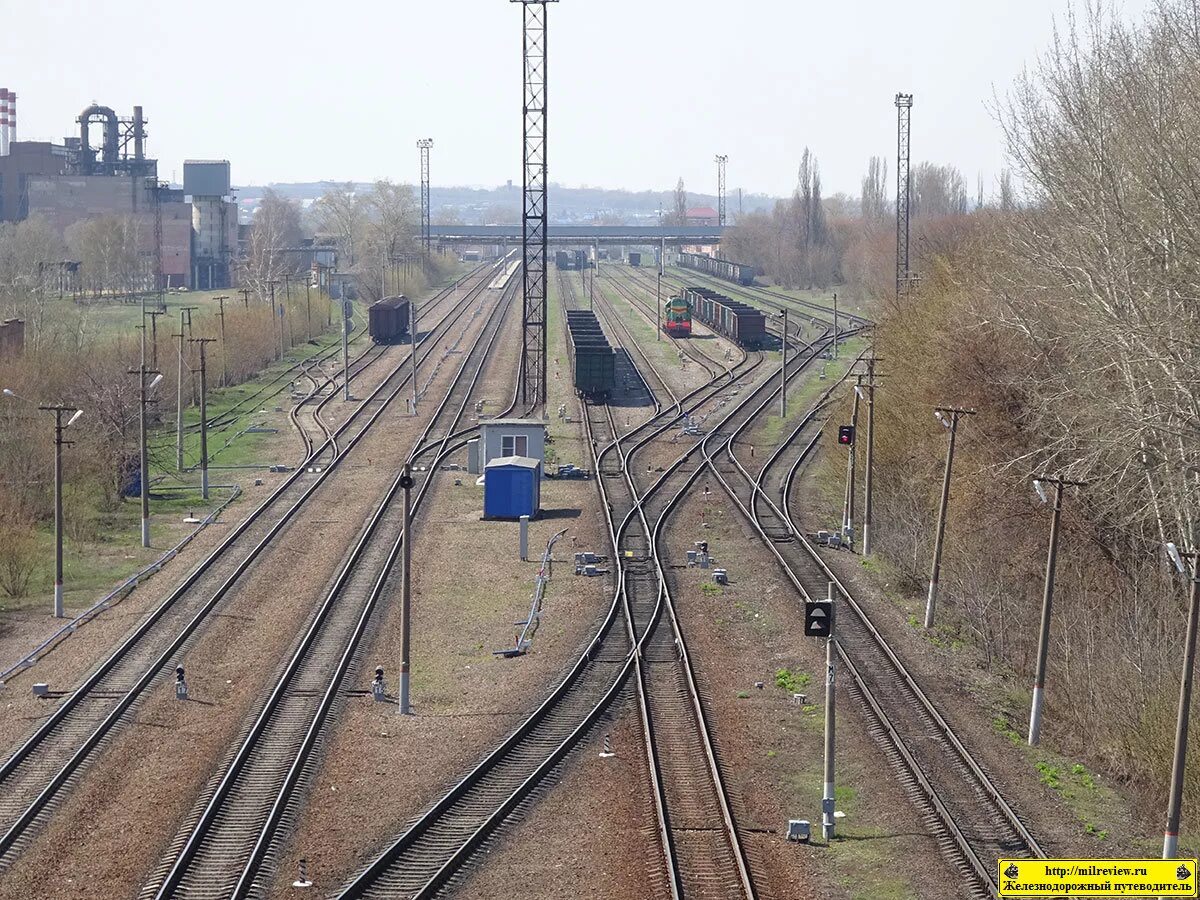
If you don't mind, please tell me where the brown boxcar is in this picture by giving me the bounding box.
[368,295,411,343]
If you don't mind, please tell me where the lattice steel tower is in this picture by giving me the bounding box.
[894,93,913,300]
[513,0,556,409]
[715,154,728,227]
[418,138,433,256]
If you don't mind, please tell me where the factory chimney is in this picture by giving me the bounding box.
[0,89,9,157]
[10,91,17,147]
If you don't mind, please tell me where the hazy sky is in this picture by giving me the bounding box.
[8,0,1152,199]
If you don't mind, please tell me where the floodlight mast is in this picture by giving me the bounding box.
[513,0,557,412]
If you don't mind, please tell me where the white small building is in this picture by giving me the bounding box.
[472,418,546,474]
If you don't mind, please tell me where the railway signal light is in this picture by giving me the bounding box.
[837,425,855,446]
[804,600,834,638]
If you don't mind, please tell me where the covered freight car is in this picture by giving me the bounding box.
[565,310,616,398]
[368,295,411,343]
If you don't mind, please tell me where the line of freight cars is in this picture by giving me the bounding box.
[368,295,411,343]
[565,309,616,399]
[677,251,757,286]
[682,285,767,347]
[555,249,593,270]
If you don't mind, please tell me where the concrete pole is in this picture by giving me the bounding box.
[342,298,351,402]
[399,463,414,715]
[52,409,64,618]
[410,301,418,415]
[924,410,967,629]
[175,320,185,472]
[138,368,151,547]
[862,363,877,556]
[270,280,282,360]
[305,280,312,341]
[832,292,839,359]
[657,236,664,341]
[191,339,214,500]
[1028,480,1064,746]
[823,581,836,840]
[1164,557,1200,859]
[217,296,228,387]
[780,309,788,418]
[844,375,861,540]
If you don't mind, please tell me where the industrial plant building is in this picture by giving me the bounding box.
[0,91,236,289]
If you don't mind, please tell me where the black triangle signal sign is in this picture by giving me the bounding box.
[805,600,834,637]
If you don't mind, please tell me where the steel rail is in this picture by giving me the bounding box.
[0,260,509,867]
[701,341,1045,899]
[147,270,522,900]
[332,268,771,898]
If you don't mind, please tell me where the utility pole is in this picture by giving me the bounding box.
[189,338,216,499]
[843,374,862,541]
[924,406,975,629]
[305,277,313,341]
[832,292,839,359]
[779,309,788,417]
[715,154,728,227]
[182,306,199,406]
[656,235,664,341]
[216,295,229,387]
[861,357,880,556]
[410,301,418,415]
[268,279,282,359]
[40,404,81,618]
[147,309,164,370]
[341,292,352,402]
[175,315,186,472]
[239,287,252,309]
[1164,544,1200,860]
[1027,475,1087,746]
[398,463,415,714]
[823,581,837,840]
[129,365,163,548]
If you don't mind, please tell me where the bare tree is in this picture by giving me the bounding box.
[860,156,889,222]
[671,178,687,226]
[242,189,302,299]
[313,182,366,266]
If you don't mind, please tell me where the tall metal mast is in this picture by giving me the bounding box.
[894,93,913,301]
[715,154,728,227]
[513,0,556,410]
[417,138,433,257]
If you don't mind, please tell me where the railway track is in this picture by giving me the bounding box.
[701,340,1046,899]
[0,259,510,870]
[328,268,779,899]
[140,271,522,900]
[586,274,760,899]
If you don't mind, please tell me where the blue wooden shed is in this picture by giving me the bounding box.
[483,456,542,520]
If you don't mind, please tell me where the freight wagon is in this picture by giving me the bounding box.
[684,286,766,348]
[565,309,616,398]
[628,251,641,267]
[368,295,411,343]
[677,251,758,286]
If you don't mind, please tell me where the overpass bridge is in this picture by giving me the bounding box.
[428,224,724,246]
